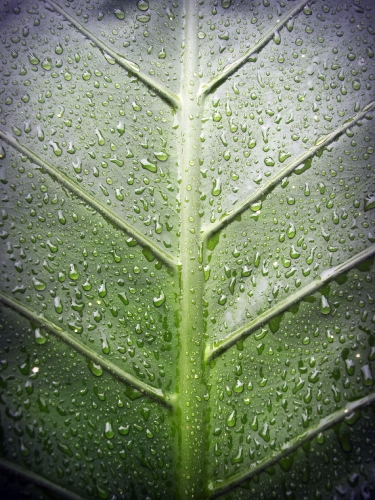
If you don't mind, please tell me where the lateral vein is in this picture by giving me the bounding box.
[208,391,375,498]
[0,458,86,500]
[203,100,375,241]
[197,0,310,101]
[0,291,172,409]
[0,129,177,270]
[43,0,180,110]
[205,244,375,363]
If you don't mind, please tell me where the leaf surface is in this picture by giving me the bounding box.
[0,0,375,499]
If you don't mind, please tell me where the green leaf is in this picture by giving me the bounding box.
[1,1,375,499]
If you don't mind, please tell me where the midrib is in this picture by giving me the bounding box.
[175,1,208,498]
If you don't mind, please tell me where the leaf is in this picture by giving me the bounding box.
[0,1,375,499]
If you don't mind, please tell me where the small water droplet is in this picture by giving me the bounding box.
[226,410,236,427]
[114,8,125,19]
[320,295,331,315]
[69,264,79,280]
[88,361,103,377]
[137,0,149,11]
[153,291,165,307]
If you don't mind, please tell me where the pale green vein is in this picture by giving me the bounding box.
[0,458,85,500]
[205,244,375,363]
[43,0,180,110]
[0,129,177,270]
[197,0,310,101]
[203,101,375,241]
[0,291,172,409]
[208,391,375,498]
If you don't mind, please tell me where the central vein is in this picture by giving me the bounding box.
[175,1,208,498]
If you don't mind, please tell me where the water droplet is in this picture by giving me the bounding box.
[212,110,222,122]
[104,421,114,439]
[49,141,62,156]
[95,129,105,146]
[102,334,110,354]
[352,79,361,90]
[82,69,91,81]
[153,291,165,307]
[28,53,39,65]
[154,151,169,161]
[114,8,125,19]
[364,194,375,212]
[212,178,221,196]
[69,264,79,280]
[226,410,236,427]
[264,157,275,166]
[88,361,103,377]
[361,365,374,386]
[41,58,52,71]
[118,292,129,305]
[273,30,281,45]
[34,328,46,345]
[140,159,157,173]
[320,295,331,315]
[117,122,125,136]
[137,13,151,22]
[54,296,63,314]
[137,0,149,11]
[33,278,46,291]
[158,47,166,59]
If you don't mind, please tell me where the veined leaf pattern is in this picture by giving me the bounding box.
[0,0,375,499]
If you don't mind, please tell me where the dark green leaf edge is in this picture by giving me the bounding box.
[44,0,180,110]
[206,244,375,362]
[0,129,177,270]
[197,0,311,101]
[0,291,172,409]
[0,457,85,500]
[203,101,375,241]
[208,391,375,498]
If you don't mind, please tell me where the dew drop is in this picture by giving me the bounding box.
[69,264,79,280]
[88,361,103,377]
[34,328,46,345]
[114,8,125,19]
[320,295,331,315]
[49,140,62,156]
[226,410,236,427]
[154,151,169,161]
[153,291,165,307]
[28,53,39,65]
[211,178,221,196]
[364,194,375,212]
[137,0,149,11]
[33,278,46,291]
[140,158,157,173]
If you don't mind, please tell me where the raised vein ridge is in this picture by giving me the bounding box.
[0,129,177,269]
[208,391,375,498]
[203,100,375,241]
[197,0,310,101]
[205,244,375,363]
[0,291,172,409]
[0,458,86,500]
[43,0,180,110]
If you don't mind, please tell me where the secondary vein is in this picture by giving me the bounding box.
[0,129,177,270]
[0,291,172,409]
[43,0,180,110]
[208,391,375,498]
[197,0,310,101]
[205,244,375,363]
[203,100,375,241]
